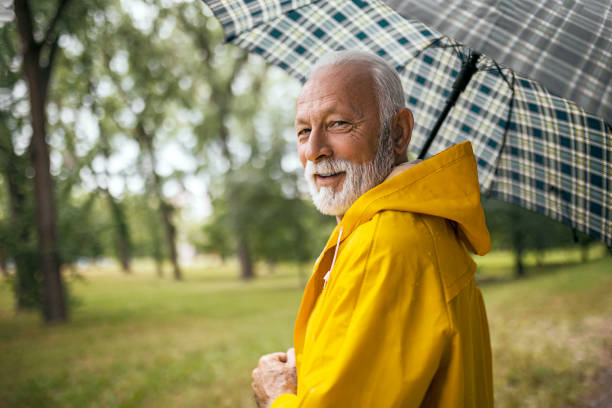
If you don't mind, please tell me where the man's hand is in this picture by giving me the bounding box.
[251,348,297,408]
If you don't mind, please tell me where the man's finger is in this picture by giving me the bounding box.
[286,348,296,367]
[251,379,267,407]
[278,352,288,363]
[259,352,287,365]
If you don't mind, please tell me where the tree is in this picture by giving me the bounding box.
[12,0,113,321]
[197,68,335,277]
[0,112,41,308]
[176,2,273,279]
[12,0,77,322]
[1,17,42,309]
[135,122,182,280]
[87,88,134,273]
[102,185,132,272]
[122,193,166,276]
[201,165,335,279]
[90,6,203,280]
[484,198,574,277]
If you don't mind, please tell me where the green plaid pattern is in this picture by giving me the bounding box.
[387,0,612,122]
[206,0,313,41]
[203,0,612,246]
[490,76,610,245]
[208,0,435,80]
[401,46,513,191]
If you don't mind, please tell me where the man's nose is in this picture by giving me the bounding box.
[305,128,332,162]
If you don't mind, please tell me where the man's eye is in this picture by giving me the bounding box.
[298,129,311,137]
[329,121,351,129]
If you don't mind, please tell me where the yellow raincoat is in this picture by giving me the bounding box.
[272,141,493,407]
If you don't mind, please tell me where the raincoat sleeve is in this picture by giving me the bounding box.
[272,214,452,407]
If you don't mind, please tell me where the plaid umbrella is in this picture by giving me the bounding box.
[202,0,612,246]
[387,0,612,122]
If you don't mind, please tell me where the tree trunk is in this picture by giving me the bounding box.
[137,124,182,280]
[512,235,526,278]
[510,225,526,278]
[0,247,8,277]
[1,119,39,308]
[159,200,182,280]
[149,213,164,278]
[226,189,254,280]
[580,242,589,263]
[14,250,40,309]
[218,119,254,280]
[514,250,525,278]
[26,64,67,322]
[118,239,131,272]
[14,0,68,323]
[535,250,544,267]
[104,190,131,273]
[509,207,526,278]
[155,257,163,278]
[237,235,254,280]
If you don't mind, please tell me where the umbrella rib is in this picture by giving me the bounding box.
[487,70,516,196]
[418,50,481,159]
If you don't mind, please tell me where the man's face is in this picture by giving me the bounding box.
[295,63,394,216]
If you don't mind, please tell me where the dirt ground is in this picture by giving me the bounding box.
[585,370,612,407]
[572,319,612,408]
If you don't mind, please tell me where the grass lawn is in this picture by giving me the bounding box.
[0,250,610,408]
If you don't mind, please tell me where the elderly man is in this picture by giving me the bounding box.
[251,50,493,407]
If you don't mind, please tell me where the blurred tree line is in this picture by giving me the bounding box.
[0,0,334,323]
[483,198,598,277]
[0,0,602,324]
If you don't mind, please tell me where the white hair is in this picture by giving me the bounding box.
[309,50,405,131]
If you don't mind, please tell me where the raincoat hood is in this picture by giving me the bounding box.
[317,141,490,271]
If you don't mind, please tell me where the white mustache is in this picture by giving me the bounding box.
[305,159,351,178]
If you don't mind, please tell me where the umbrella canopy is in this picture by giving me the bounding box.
[202,0,611,246]
[387,0,612,121]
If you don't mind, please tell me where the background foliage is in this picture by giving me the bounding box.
[0,0,610,406]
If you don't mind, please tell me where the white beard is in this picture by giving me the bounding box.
[304,128,395,216]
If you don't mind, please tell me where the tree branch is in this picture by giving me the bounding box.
[0,27,16,67]
[41,38,59,95]
[228,50,249,85]
[40,0,72,93]
[176,5,213,65]
[13,0,38,52]
[42,0,71,46]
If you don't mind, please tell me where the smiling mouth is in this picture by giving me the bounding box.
[314,172,345,186]
[317,172,341,178]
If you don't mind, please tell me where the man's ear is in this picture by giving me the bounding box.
[391,108,413,164]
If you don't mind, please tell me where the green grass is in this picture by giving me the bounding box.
[481,253,612,408]
[0,252,611,408]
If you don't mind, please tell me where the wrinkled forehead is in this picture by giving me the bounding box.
[297,63,378,107]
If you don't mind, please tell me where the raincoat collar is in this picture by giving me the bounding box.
[314,141,490,275]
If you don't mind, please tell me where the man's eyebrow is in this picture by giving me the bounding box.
[294,117,309,127]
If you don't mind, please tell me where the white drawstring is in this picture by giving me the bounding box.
[323,226,343,289]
